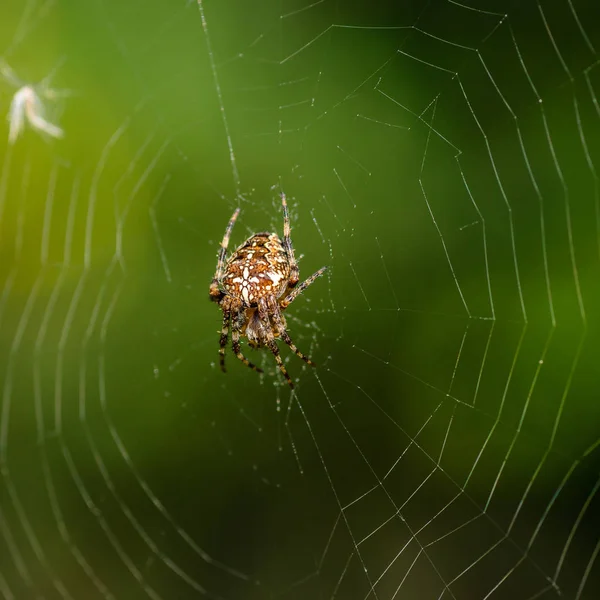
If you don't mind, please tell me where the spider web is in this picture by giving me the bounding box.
[0,0,599,598]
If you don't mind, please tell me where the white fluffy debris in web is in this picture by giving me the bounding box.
[7,84,64,144]
[1,59,65,144]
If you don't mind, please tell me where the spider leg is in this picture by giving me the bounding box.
[231,306,264,374]
[210,207,240,300]
[280,266,327,310]
[218,298,232,372]
[281,194,299,287]
[258,298,294,388]
[267,296,316,367]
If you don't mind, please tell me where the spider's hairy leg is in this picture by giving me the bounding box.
[267,296,316,367]
[258,298,295,388]
[231,307,264,374]
[280,194,299,287]
[219,298,232,372]
[210,206,240,300]
[280,266,327,310]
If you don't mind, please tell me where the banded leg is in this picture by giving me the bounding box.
[231,308,263,374]
[267,295,315,366]
[280,194,299,287]
[218,302,231,372]
[210,206,240,300]
[280,266,327,310]
[258,298,294,388]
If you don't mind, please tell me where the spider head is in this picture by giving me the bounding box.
[244,309,263,348]
[244,306,285,349]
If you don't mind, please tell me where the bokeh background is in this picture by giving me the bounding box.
[0,1,599,599]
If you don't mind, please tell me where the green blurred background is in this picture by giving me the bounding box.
[0,0,599,598]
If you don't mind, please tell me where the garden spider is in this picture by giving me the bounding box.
[209,195,327,388]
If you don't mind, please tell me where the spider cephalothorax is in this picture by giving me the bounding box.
[209,196,326,388]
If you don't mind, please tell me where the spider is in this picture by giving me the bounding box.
[209,195,327,388]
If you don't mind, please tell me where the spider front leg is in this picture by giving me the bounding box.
[210,207,240,300]
[267,296,315,367]
[280,266,327,310]
[258,298,295,388]
[281,194,299,287]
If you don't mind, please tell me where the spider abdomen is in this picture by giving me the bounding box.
[222,232,291,306]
